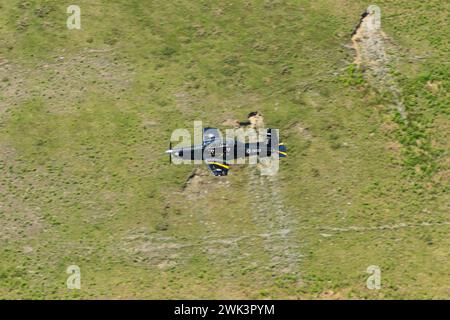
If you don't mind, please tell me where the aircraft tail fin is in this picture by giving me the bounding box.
[266,129,287,157]
[266,128,281,145]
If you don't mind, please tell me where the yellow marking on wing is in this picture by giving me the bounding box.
[210,162,230,169]
[277,151,287,156]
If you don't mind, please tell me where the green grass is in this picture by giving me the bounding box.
[0,0,448,299]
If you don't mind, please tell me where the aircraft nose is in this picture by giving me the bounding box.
[165,149,174,154]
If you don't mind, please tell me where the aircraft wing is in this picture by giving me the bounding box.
[203,127,222,145]
[205,159,230,176]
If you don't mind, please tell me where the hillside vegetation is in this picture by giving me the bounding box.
[0,0,448,299]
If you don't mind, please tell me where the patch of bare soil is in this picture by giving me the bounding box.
[181,168,230,201]
[247,111,265,129]
[222,118,240,128]
[183,168,211,199]
[351,6,407,119]
[351,9,387,68]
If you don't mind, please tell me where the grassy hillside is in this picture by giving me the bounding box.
[0,0,448,299]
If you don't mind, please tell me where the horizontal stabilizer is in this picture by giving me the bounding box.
[277,143,287,157]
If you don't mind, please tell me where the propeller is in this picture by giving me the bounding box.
[168,141,172,163]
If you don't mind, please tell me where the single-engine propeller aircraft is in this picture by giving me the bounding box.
[166,127,287,176]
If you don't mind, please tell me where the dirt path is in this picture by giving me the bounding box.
[247,171,302,275]
[246,113,302,276]
[122,220,450,268]
[352,6,407,119]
